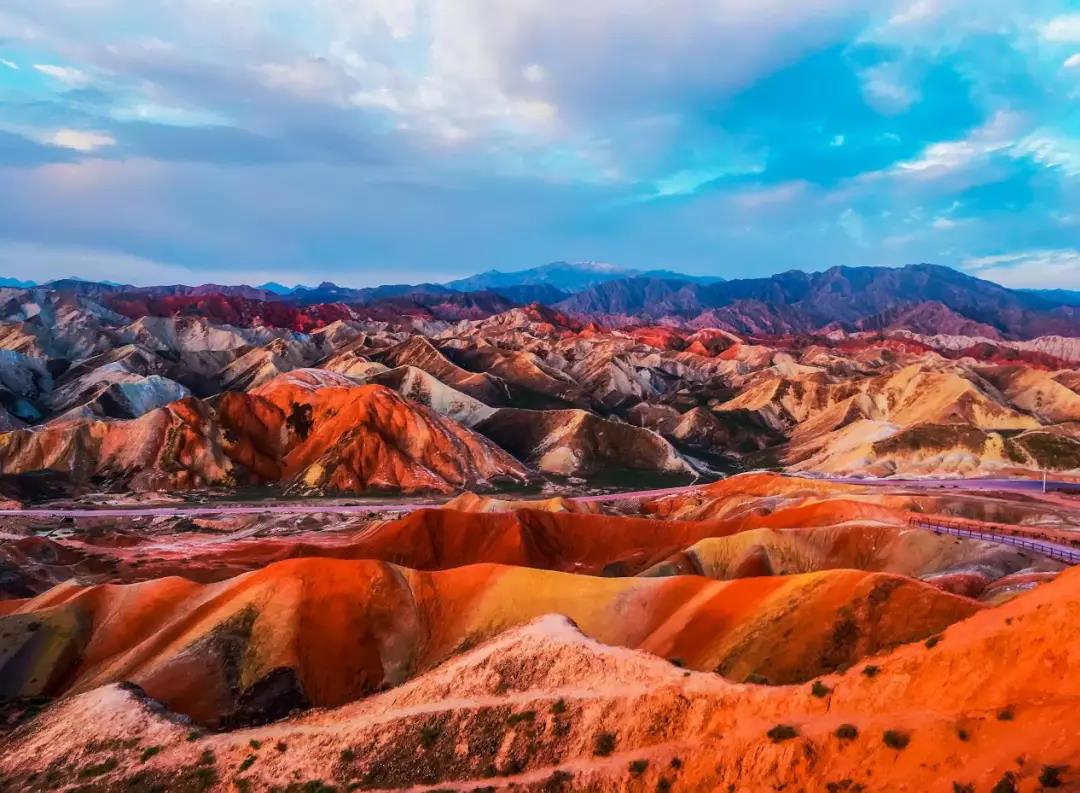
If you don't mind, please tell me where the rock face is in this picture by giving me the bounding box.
[222,370,528,493]
[476,408,695,477]
[0,373,530,494]
[0,398,240,491]
[375,336,509,405]
[363,365,496,426]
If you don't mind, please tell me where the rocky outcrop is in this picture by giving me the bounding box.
[476,408,694,477]
[0,373,530,494]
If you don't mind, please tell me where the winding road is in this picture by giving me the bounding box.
[0,484,701,519]
[0,477,1076,519]
[907,518,1080,565]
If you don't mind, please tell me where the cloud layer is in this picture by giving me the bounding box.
[0,0,1077,286]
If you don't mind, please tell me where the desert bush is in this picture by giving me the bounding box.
[594,732,617,756]
[1039,766,1064,788]
[767,724,798,743]
[811,680,831,698]
[835,724,858,740]
[882,730,909,750]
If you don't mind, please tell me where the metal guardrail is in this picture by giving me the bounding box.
[909,518,1080,565]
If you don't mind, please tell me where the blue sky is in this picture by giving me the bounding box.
[1,1,1078,288]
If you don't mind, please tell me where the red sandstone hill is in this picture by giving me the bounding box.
[0,557,978,726]
[2,567,1077,791]
[0,373,529,494]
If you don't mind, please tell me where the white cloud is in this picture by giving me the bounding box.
[860,63,916,112]
[1,58,17,70]
[1014,133,1080,176]
[2,0,884,183]
[1064,52,1080,69]
[890,111,1020,178]
[522,63,545,84]
[731,181,808,209]
[887,0,941,27]
[42,129,116,152]
[254,60,346,103]
[838,207,867,244]
[32,63,89,86]
[961,248,1080,289]
[1042,14,1080,43]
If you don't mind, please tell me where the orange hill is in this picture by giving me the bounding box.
[0,374,530,494]
[1,566,1076,791]
[0,558,978,725]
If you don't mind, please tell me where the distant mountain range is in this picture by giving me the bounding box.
[3,262,1080,340]
[554,264,1080,339]
[445,261,724,293]
[0,277,36,289]
[1021,288,1080,307]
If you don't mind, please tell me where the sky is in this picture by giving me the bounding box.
[1,1,1079,288]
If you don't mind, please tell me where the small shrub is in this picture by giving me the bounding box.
[952,784,974,793]
[238,755,256,772]
[630,759,649,775]
[420,723,441,749]
[656,778,672,793]
[744,673,770,685]
[668,657,685,668]
[862,665,879,678]
[997,706,1015,721]
[990,772,1017,793]
[500,759,526,776]
[543,770,573,792]
[826,782,859,793]
[508,710,536,725]
[594,732,617,756]
[188,765,217,791]
[276,741,288,752]
[1039,766,1064,788]
[767,724,798,743]
[340,748,356,763]
[78,757,119,779]
[925,634,942,649]
[248,739,262,750]
[186,731,200,742]
[810,680,831,698]
[198,749,215,765]
[140,746,161,763]
[882,730,909,750]
[835,724,858,740]
[551,698,567,715]
[670,757,682,769]
[956,727,969,742]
